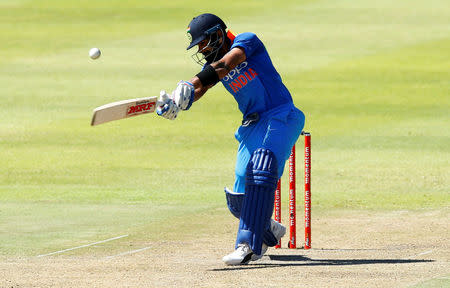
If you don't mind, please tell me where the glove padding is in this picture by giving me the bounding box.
[156,90,180,120]
[173,81,194,110]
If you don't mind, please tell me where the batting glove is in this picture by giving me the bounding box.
[156,90,180,120]
[173,81,195,110]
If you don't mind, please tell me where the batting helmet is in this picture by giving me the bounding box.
[186,13,227,50]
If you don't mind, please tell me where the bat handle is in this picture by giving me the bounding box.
[157,91,171,107]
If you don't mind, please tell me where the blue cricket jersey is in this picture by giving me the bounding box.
[220,32,293,117]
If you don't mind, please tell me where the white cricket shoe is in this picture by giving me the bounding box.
[222,243,254,265]
[251,219,286,261]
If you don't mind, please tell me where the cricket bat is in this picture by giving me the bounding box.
[91,96,162,126]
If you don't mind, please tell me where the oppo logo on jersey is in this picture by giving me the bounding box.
[223,61,259,93]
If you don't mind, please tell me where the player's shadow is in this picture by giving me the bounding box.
[210,254,434,271]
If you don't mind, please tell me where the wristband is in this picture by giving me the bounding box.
[196,64,220,87]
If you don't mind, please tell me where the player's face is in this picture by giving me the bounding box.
[191,30,225,65]
[198,39,213,55]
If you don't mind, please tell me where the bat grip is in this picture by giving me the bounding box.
[157,91,171,107]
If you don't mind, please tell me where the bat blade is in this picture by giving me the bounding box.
[91,96,159,126]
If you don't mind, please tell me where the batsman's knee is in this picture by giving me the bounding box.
[246,148,278,189]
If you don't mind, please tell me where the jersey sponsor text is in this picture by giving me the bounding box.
[223,61,259,93]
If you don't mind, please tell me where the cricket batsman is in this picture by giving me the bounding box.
[156,13,305,265]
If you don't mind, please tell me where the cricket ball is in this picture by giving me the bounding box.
[89,47,101,60]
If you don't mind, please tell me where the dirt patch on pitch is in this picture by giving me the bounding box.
[1,209,449,288]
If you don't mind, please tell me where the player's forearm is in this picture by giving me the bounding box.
[190,63,226,100]
[190,47,246,101]
[190,64,227,101]
[210,48,246,79]
[190,76,210,101]
[211,61,232,79]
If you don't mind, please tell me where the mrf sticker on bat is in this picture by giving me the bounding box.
[126,100,157,117]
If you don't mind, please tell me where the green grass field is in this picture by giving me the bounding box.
[0,0,448,263]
